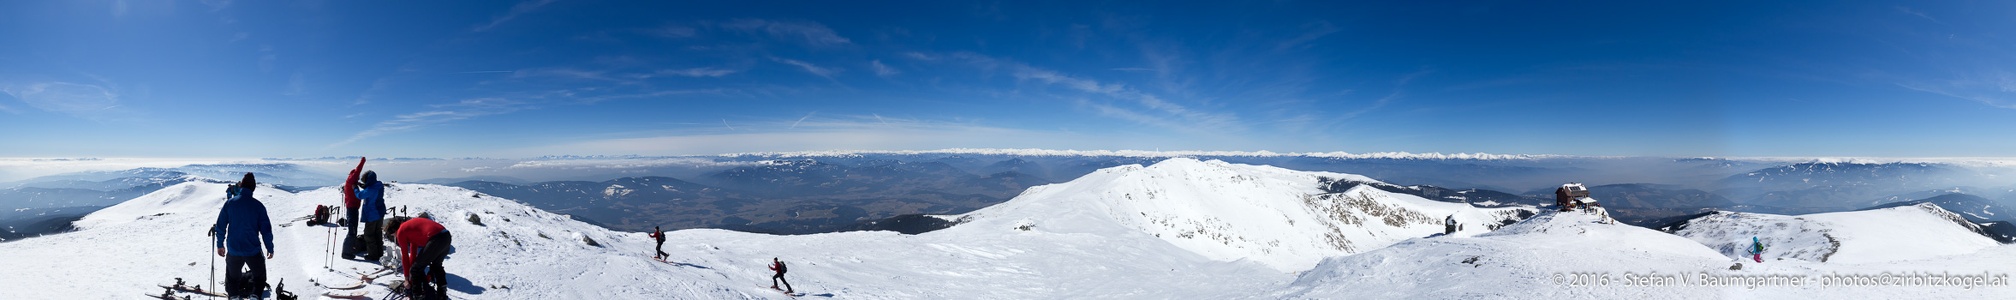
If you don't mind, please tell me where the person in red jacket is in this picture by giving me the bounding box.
[341,157,366,259]
[386,216,451,300]
[768,257,792,294]
[648,226,667,261]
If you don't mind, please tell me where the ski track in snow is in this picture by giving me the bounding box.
[3,158,2014,299]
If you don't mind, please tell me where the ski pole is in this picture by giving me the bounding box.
[209,228,217,299]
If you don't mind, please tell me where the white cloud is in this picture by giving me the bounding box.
[870,60,899,77]
[507,120,1094,157]
[902,52,938,61]
[330,98,531,148]
[655,67,738,78]
[511,68,614,81]
[771,57,840,78]
[995,59,1243,133]
[649,25,698,38]
[1276,21,1339,51]
[111,0,129,18]
[1339,70,1432,120]
[284,72,307,96]
[199,0,232,11]
[1,82,124,120]
[1896,71,2016,109]
[721,19,852,47]
[474,0,558,32]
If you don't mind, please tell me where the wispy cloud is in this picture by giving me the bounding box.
[1,81,128,121]
[1895,6,1941,23]
[331,98,532,148]
[870,60,899,77]
[110,0,128,18]
[790,111,817,129]
[648,25,698,38]
[1276,21,1339,51]
[473,0,558,32]
[1339,69,1432,120]
[506,116,1098,156]
[283,72,307,96]
[654,67,738,78]
[198,0,232,11]
[721,19,852,47]
[938,52,1245,133]
[771,57,840,78]
[1897,71,2016,109]
[511,68,615,81]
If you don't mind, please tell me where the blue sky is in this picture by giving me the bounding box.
[2,1,2013,158]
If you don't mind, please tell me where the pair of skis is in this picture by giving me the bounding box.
[318,267,392,298]
[757,285,804,297]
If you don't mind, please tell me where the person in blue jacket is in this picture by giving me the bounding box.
[355,170,389,261]
[213,173,275,299]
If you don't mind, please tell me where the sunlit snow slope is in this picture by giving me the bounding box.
[1670,203,2000,264]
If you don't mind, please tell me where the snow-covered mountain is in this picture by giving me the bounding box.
[1279,206,2016,299]
[1667,203,2001,264]
[6,158,2013,299]
[954,158,1536,272]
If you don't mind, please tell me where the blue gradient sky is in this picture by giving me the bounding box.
[2,1,2012,158]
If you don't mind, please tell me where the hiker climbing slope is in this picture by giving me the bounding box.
[650,226,668,261]
[768,257,793,294]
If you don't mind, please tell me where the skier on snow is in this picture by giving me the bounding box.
[1444,214,1458,235]
[649,226,668,261]
[768,257,793,294]
[387,216,453,300]
[355,170,389,261]
[213,173,275,300]
[1748,236,1767,263]
[341,157,366,260]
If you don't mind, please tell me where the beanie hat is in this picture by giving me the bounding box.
[363,170,378,184]
[239,173,257,188]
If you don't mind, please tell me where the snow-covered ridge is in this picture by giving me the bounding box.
[952,158,1536,272]
[1669,203,2000,264]
[718,148,1561,160]
[5,181,769,299]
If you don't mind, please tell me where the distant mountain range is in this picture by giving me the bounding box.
[445,158,1059,234]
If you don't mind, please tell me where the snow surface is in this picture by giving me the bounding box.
[5,158,2013,299]
[1279,208,2016,299]
[1672,203,2000,264]
[953,158,1534,272]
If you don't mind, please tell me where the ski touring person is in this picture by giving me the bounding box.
[650,226,668,261]
[1748,236,1766,263]
[1444,214,1458,235]
[768,257,793,294]
[213,173,275,300]
[387,216,452,300]
[341,157,366,260]
[355,170,388,261]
